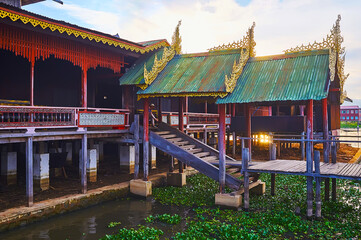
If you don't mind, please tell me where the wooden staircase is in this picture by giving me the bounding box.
[148,123,243,190]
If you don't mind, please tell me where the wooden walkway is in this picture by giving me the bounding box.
[248,160,361,180]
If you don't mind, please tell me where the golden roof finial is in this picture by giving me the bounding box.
[171,20,182,54]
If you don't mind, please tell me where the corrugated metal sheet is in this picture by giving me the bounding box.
[119,48,165,86]
[138,49,240,96]
[138,39,166,47]
[217,50,330,104]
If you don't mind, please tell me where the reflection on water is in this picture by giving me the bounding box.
[0,198,189,240]
[339,129,361,148]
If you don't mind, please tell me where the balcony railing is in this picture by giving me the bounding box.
[161,111,231,129]
[0,106,129,130]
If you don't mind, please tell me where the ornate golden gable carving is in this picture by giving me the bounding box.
[208,22,256,57]
[284,15,349,102]
[225,49,249,93]
[143,21,182,87]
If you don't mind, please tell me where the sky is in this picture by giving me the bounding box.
[24,0,361,100]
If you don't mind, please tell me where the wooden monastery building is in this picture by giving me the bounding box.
[0,0,357,218]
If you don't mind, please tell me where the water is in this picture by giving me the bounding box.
[0,198,191,240]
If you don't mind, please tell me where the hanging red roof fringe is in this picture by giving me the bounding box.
[0,23,124,73]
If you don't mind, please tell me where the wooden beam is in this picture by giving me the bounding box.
[26,137,33,207]
[81,67,87,108]
[270,143,276,196]
[30,58,34,106]
[322,98,330,201]
[178,97,184,173]
[218,104,226,193]
[314,150,322,218]
[306,99,313,218]
[245,104,251,158]
[143,98,150,181]
[331,142,337,201]
[242,147,250,210]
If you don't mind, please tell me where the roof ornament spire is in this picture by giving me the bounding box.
[208,21,256,57]
[171,20,182,54]
[222,22,256,93]
[143,20,182,87]
[284,15,349,103]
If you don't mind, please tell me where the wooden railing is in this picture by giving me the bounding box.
[161,112,231,128]
[0,106,130,130]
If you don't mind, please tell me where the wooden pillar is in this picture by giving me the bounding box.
[204,101,208,113]
[242,148,250,210]
[314,150,322,218]
[81,133,87,194]
[157,98,162,123]
[143,98,150,181]
[178,97,184,173]
[81,67,87,108]
[331,142,337,201]
[245,104,251,158]
[26,137,33,207]
[299,105,305,116]
[276,105,280,116]
[306,99,314,217]
[30,59,35,106]
[185,97,189,113]
[270,143,276,196]
[322,98,330,201]
[134,115,140,179]
[218,104,226,193]
[268,106,272,116]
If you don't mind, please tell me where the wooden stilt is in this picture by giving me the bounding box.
[218,104,226,193]
[157,98,162,124]
[314,151,321,218]
[306,99,314,218]
[178,97,184,173]
[81,66,87,108]
[232,132,236,157]
[30,58,35,106]
[301,131,305,160]
[134,115,140,179]
[270,143,276,196]
[143,98,150,181]
[81,133,87,194]
[242,148,250,210]
[322,98,330,201]
[26,137,33,207]
[245,104,251,159]
[331,142,337,201]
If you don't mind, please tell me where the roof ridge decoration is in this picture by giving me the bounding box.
[143,20,182,88]
[208,22,256,56]
[284,15,349,103]
[223,22,256,93]
[0,7,168,54]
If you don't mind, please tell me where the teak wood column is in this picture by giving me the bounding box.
[306,99,314,217]
[245,104,252,157]
[218,104,226,193]
[178,97,184,173]
[143,98,150,181]
[322,98,330,201]
[81,66,88,108]
[30,58,35,106]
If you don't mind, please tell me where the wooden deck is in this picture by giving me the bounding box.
[248,160,361,180]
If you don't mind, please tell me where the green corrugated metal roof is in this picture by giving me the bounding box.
[119,48,165,86]
[217,50,330,104]
[137,49,240,97]
[138,39,167,47]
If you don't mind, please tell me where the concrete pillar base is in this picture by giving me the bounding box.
[215,193,242,209]
[250,181,266,195]
[167,172,186,187]
[34,178,49,191]
[1,152,17,185]
[65,142,72,166]
[34,153,49,191]
[119,145,135,174]
[130,179,152,197]
[87,149,97,182]
[150,145,156,169]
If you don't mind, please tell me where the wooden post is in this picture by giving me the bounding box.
[30,59,35,106]
[242,148,250,210]
[26,137,34,207]
[270,143,276,196]
[218,104,226,193]
[81,67,87,108]
[245,104,251,159]
[143,98,150,181]
[134,115,140,179]
[157,98,162,123]
[178,97,184,173]
[232,132,236,156]
[204,100,208,113]
[331,141,337,201]
[314,150,321,218]
[322,98,330,201]
[306,99,314,218]
[81,133,87,194]
[301,131,305,160]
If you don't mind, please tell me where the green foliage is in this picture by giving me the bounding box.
[100,226,163,240]
[340,121,358,128]
[107,222,121,228]
[145,214,181,225]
